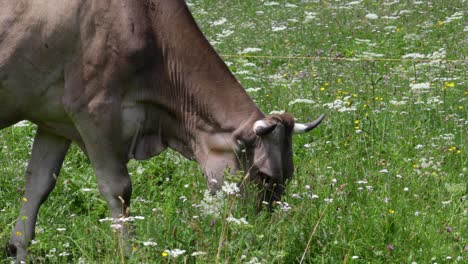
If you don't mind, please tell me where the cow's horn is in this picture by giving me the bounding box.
[294,114,325,133]
[253,120,277,136]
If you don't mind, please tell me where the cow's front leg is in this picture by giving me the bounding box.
[67,98,133,244]
[8,128,70,261]
[199,151,239,193]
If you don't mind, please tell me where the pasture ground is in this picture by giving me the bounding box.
[1,0,466,263]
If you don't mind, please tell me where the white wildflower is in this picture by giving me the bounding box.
[56,228,66,232]
[269,110,285,114]
[410,82,431,93]
[99,217,114,222]
[359,52,385,58]
[426,48,446,60]
[382,16,399,20]
[246,88,261,92]
[191,251,207,256]
[347,1,362,6]
[217,29,234,38]
[264,1,279,6]
[235,70,251,75]
[355,38,371,44]
[276,201,292,211]
[222,181,239,195]
[272,25,287,32]
[58,252,70,257]
[143,240,157,247]
[402,53,426,59]
[324,198,333,203]
[304,11,318,23]
[226,215,249,225]
[239,47,262,54]
[389,99,407,106]
[323,99,356,112]
[194,190,225,217]
[443,11,463,24]
[291,193,301,199]
[136,166,144,175]
[246,256,263,264]
[164,249,186,258]
[309,194,319,199]
[365,13,379,20]
[211,17,227,26]
[288,98,315,106]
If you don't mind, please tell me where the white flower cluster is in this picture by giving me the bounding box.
[222,181,240,195]
[226,215,249,225]
[193,190,225,217]
[99,215,145,230]
[323,98,357,112]
[164,248,186,258]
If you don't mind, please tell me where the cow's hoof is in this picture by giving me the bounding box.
[5,243,17,257]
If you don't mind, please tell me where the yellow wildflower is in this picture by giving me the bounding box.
[16,231,22,237]
[389,209,395,214]
[22,197,28,202]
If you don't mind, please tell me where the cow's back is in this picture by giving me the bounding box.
[0,0,82,124]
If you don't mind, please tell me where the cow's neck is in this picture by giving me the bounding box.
[147,1,264,158]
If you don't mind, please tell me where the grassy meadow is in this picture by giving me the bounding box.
[1,0,466,263]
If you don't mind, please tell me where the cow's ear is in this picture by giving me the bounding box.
[253,120,277,136]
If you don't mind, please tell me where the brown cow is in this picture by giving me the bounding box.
[0,0,324,260]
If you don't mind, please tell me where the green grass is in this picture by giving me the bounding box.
[1,0,466,263]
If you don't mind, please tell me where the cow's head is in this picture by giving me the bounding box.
[239,113,325,208]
